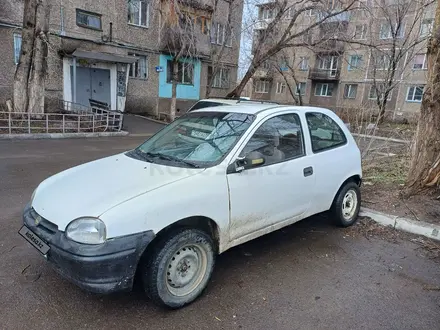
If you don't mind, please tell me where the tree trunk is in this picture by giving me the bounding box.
[227,63,258,98]
[405,4,440,195]
[169,60,179,122]
[13,0,38,113]
[28,1,50,114]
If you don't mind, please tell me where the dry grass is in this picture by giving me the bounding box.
[363,155,410,185]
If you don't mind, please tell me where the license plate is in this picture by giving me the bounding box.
[19,226,50,255]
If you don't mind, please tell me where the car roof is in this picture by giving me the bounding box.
[191,104,335,116]
[196,98,278,106]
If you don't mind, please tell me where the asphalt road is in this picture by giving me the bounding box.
[0,136,439,330]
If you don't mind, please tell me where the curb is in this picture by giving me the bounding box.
[352,133,410,144]
[0,131,129,140]
[360,207,440,241]
[133,114,167,125]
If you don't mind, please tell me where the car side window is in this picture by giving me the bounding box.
[239,113,305,166]
[306,112,347,152]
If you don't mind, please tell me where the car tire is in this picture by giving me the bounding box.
[142,228,215,309]
[332,181,361,227]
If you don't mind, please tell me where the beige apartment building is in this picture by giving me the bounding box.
[249,1,435,121]
[0,0,243,116]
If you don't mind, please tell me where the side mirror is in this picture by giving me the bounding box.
[230,154,265,173]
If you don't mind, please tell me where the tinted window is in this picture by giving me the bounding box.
[240,113,305,166]
[189,101,228,111]
[306,112,346,152]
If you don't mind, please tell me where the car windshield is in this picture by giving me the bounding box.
[134,111,255,168]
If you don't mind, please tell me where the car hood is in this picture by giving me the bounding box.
[31,153,204,230]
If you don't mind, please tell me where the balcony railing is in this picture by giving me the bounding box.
[308,69,340,81]
[317,11,350,23]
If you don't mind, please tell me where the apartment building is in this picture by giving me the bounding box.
[249,0,435,121]
[0,0,243,115]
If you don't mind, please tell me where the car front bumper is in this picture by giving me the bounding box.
[22,204,155,294]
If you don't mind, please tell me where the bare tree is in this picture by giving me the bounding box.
[228,0,357,98]
[273,51,305,105]
[359,0,435,123]
[159,0,211,121]
[406,0,440,195]
[13,0,50,114]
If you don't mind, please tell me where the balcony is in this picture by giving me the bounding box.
[308,69,340,81]
[316,11,350,23]
[254,19,270,30]
[315,39,345,54]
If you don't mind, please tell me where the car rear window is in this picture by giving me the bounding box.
[189,101,229,111]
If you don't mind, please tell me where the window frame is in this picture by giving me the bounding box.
[305,112,348,154]
[343,84,358,99]
[13,33,22,65]
[413,54,427,70]
[354,24,367,40]
[128,0,150,28]
[128,53,148,80]
[379,22,404,40]
[275,82,286,94]
[368,84,392,100]
[406,85,424,102]
[314,83,333,97]
[210,67,230,89]
[299,57,309,71]
[348,55,362,71]
[255,80,270,93]
[420,18,433,38]
[76,9,102,31]
[375,54,390,70]
[295,82,306,95]
[236,112,306,169]
[166,60,194,85]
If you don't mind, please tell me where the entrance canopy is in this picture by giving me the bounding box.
[72,50,137,64]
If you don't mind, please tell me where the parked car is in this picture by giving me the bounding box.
[19,104,362,309]
[187,97,278,112]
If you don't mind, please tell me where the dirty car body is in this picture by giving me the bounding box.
[20,104,362,306]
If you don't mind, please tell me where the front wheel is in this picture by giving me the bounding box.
[331,181,361,227]
[142,228,215,309]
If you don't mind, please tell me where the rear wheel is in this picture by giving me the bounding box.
[142,228,215,309]
[331,181,361,227]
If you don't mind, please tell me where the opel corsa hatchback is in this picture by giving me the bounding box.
[20,105,362,309]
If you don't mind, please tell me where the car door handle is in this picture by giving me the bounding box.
[303,166,313,177]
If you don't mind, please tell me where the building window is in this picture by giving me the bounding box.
[255,80,270,93]
[354,24,367,40]
[76,9,102,30]
[315,83,333,97]
[260,6,277,20]
[128,0,150,27]
[413,54,427,70]
[128,54,148,79]
[369,84,392,100]
[295,82,306,95]
[302,30,312,44]
[209,67,230,88]
[276,82,286,94]
[375,54,390,70]
[343,84,358,99]
[166,61,194,85]
[406,85,424,102]
[299,57,309,71]
[285,7,294,19]
[13,33,22,65]
[263,60,271,70]
[379,22,404,39]
[420,18,433,38]
[211,22,231,46]
[348,55,362,71]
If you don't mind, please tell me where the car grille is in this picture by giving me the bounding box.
[30,208,58,234]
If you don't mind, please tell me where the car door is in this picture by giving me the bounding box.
[304,111,353,213]
[227,112,315,242]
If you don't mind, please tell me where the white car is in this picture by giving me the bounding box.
[20,104,362,309]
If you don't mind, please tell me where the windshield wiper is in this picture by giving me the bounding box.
[145,152,200,168]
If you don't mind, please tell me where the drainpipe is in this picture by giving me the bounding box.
[72,56,77,103]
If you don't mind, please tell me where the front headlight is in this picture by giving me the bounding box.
[65,218,106,244]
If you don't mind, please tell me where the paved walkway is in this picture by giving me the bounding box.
[122,114,165,135]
